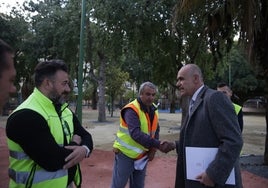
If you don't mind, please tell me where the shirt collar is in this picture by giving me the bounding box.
[191,85,204,102]
[137,97,157,113]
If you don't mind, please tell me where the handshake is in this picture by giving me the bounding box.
[159,141,176,153]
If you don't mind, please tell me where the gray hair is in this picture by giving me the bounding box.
[138,81,156,95]
[186,64,203,81]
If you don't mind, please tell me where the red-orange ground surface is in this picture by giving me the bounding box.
[1,127,268,188]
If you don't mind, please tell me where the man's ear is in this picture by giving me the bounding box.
[43,78,52,88]
[193,74,199,83]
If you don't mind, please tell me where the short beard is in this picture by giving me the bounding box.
[49,93,64,105]
[49,90,69,105]
[57,96,66,105]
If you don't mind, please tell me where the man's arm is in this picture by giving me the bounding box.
[124,108,175,153]
[62,112,94,169]
[206,92,243,185]
[6,109,72,171]
[72,112,93,152]
[124,108,160,149]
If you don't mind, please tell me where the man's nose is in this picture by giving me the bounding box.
[10,84,16,94]
[65,84,71,92]
[176,81,180,87]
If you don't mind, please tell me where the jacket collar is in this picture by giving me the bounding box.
[189,85,208,115]
[32,88,68,116]
[32,88,54,107]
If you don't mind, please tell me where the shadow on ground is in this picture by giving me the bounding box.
[240,155,268,178]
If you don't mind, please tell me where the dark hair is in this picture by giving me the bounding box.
[34,59,68,87]
[0,39,14,77]
[217,82,228,88]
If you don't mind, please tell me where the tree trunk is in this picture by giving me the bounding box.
[254,0,268,165]
[97,51,106,122]
[169,87,176,113]
[21,77,34,101]
[111,96,114,117]
[91,87,98,110]
[264,100,268,165]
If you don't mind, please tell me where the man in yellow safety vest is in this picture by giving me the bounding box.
[111,81,175,188]
[217,82,243,132]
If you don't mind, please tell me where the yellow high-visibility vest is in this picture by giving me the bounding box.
[233,103,242,115]
[113,99,158,159]
[7,88,81,188]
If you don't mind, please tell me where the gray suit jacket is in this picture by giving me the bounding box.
[175,86,243,188]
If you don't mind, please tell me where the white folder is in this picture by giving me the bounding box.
[185,147,235,185]
[134,155,149,170]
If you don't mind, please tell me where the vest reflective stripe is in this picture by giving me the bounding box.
[10,150,29,160]
[233,103,242,115]
[7,88,81,187]
[9,168,67,184]
[113,99,158,159]
[115,136,144,154]
[10,144,64,160]
[119,126,130,134]
[9,145,66,184]
[119,125,156,136]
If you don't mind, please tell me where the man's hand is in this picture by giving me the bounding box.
[72,134,81,145]
[63,145,87,169]
[159,141,176,153]
[147,148,157,161]
[196,172,215,187]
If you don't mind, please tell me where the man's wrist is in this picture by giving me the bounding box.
[82,145,90,158]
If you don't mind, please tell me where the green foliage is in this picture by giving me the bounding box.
[90,0,180,87]
[82,81,94,101]
[0,11,35,88]
[210,45,262,100]
[23,0,81,77]
[4,0,266,109]
[173,0,268,163]
[123,89,136,103]
[106,65,129,101]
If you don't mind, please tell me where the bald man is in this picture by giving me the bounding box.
[174,64,243,188]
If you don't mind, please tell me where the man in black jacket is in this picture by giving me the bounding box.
[175,64,243,188]
[6,60,93,188]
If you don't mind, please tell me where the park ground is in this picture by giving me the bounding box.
[0,108,268,187]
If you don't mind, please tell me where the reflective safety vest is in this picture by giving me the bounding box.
[233,103,242,115]
[113,99,159,159]
[7,88,82,188]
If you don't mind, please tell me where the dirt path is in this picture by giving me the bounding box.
[1,109,268,187]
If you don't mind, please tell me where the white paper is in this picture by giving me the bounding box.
[185,147,235,185]
[134,155,149,170]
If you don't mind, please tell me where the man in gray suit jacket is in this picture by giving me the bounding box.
[174,64,243,188]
